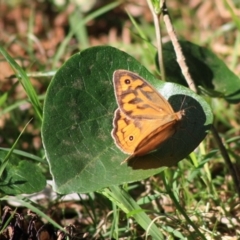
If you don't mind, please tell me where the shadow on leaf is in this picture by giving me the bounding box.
[127,94,211,170]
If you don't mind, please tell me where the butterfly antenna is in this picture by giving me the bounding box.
[179,95,196,112]
[179,95,187,111]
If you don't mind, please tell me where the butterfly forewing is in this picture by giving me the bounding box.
[113,70,174,119]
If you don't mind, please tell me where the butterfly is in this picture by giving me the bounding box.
[111,69,185,164]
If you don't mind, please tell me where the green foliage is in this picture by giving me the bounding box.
[0,151,46,195]
[0,46,43,120]
[0,119,46,195]
[42,46,213,194]
[1,0,239,238]
[162,41,240,103]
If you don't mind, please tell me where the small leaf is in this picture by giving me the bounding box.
[0,152,46,195]
[42,46,213,194]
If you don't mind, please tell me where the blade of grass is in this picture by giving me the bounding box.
[69,9,89,49]
[0,119,32,177]
[146,0,165,80]
[110,202,119,239]
[53,1,121,68]
[162,170,207,240]
[27,6,35,60]
[100,185,164,239]
[0,46,42,121]
[126,10,156,56]
[0,148,45,163]
[0,208,17,234]
[230,31,240,71]
[223,0,240,30]
[0,195,64,231]
[0,94,45,118]
[0,92,8,107]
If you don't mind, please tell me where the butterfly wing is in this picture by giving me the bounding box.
[112,108,178,155]
[134,119,177,156]
[113,69,175,119]
[112,109,143,154]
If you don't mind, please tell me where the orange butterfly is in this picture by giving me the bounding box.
[111,70,185,164]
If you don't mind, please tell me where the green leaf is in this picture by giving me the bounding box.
[0,119,32,177]
[0,152,46,195]
[42,46,213,194]
[162,40,240,103]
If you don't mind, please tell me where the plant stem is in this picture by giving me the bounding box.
[161,0,197,93]
[211,125,240,196]
[146,0,166,81]
[162,174,207,240]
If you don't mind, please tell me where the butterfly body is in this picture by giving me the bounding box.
[111,70,185,162]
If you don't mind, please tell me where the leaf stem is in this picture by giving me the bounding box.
[146,0,166,81]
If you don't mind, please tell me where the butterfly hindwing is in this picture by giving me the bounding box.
[112,108,180,156]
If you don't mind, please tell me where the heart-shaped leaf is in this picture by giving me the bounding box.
[42,46,213,194]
